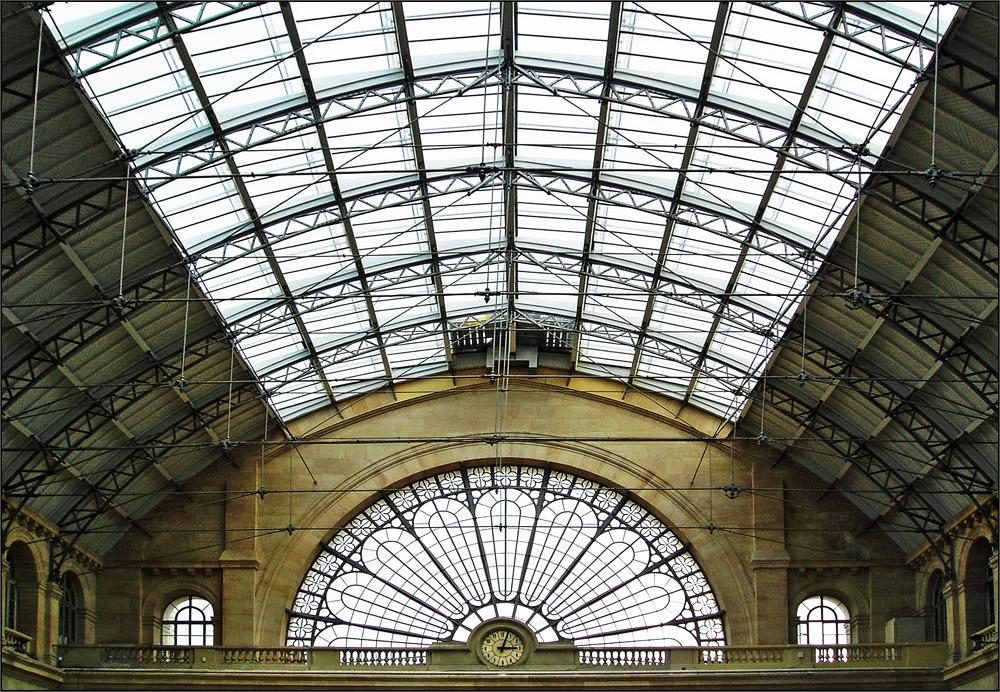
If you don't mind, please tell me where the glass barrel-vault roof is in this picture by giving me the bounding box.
[44,2,958,423]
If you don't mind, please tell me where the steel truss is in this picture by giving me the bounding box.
[2,2,995,566]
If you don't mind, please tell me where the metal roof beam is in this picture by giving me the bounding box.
[277,2,394,397]
[626,2,730,390]
[758,378,957,576]
[501,2,517,326]
[681,6,845,407]
[390,2,454,379]
[570,3,622,369]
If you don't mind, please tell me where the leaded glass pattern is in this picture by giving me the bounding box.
[287,466,724,649]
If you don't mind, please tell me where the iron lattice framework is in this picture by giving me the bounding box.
[35,1,961,421]
[286,466,726,649]
[0,1,995,568]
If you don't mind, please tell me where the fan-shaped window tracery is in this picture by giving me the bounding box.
[287,466,725,649]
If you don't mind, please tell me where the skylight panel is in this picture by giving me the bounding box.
[384,335,447,375]
[517,86,600,169]
[807,39,915,155]
[266,363,328,418]
[182,8,303,113]
[441,251,503,316]
[650,296,714,353]
[80,43,205,150]
[40,1,961,425]
[732,248,806,320]
[371,276,440,330]
[232,131,325,198]
[686,130,775,216]
[349,201,429,271]
[581,277,648,330]
[241,331,304,373]
[44,1,139,46]
[592,203,667,272]
[430,185,505,252]
[604,107,687,194]
[708,321,771,372]
[766,162,858,247]
[231,301,299,340]
[688,381,742,419]
[516,255,579,315]
[199,250,280,321]
[148,164,247,248]
[415,82,502,169]
[272,225,354,293]
[517,3,610,66]
[617,4,714,85]
[713,7,821,111]
[322,347,387,398]
[321,106,415,194]
[648,297,713,353]
[294,3,399,84]
[837,4,957,72]
[516,187,587,251]
[665,223,741,293]
[635,349,693,383]
[299,297,371,346]
[402,2,496,63]
[578,332,636,371]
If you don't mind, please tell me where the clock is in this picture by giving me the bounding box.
[478,627,525,667]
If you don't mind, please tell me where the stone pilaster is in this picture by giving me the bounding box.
[990,550,999,637]
[942,580,961,664]
[751,465,789,645]
[218,461,261,646]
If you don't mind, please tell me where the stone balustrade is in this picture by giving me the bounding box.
[339,648,427,667]
[56,642,948,672]
[101,646,192,665]
[3,627,32,656]
[970,624,997,652]
[222,647,310,665]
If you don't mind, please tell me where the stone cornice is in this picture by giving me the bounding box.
[908,493,998,571]
[2,497,102,571]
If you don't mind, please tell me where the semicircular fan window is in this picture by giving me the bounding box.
[287,466,725,649]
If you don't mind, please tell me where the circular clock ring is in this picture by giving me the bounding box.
[471,620,535,668]
[479,627,525,667]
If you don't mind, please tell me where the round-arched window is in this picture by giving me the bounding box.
[287,466,725,649]
[929,571,948,643]
[162,596,215,646]
[796,595,851,647]
[5,563,17,633]
[58,573,81,644]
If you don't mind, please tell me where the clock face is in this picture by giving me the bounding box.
[479,628,525,667]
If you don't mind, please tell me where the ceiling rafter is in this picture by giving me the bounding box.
[626,2,731,393]
[758,378,958,576]
[682,5,846,409]
[157,2,344,410]
[570,3,623,370]
[389,1,454,380]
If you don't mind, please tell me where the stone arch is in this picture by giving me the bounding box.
[140,580,221,645]
[3,538,43,656]
[255,438,757,648]
[961,536,995,647]
[789,581,869,645]
[282,462,730,649]
[922,569,949,643]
